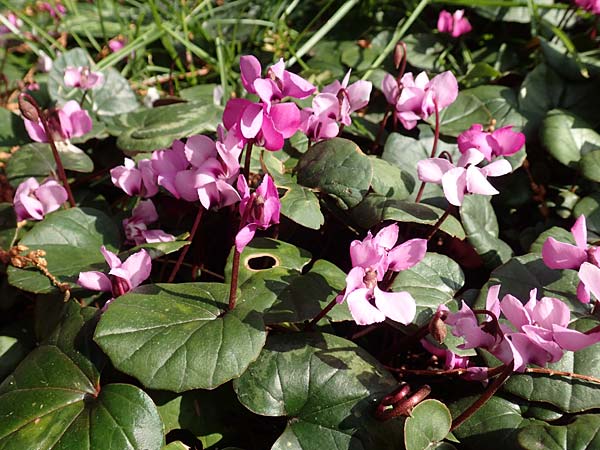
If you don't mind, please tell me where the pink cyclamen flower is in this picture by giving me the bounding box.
[108,36,127,53]
[437,10,472,38]
[64,66,104,89]
[575,0,600,14]
[458,124,525,161]
[13,177,68,221]
[542,215,600,303]
[300,71,372,142]
[77,246,151,300]
[24,100,92,143]
[417,148,512,206]
[37,53,53,72]
[381,70,458,130]
[446,285,600,372]
[111,158,158,198]
[151,134,241,209]
[235,174,280,252]
[338,224,427,326]
[123,200,175,246]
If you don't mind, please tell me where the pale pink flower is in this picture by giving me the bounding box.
[235,174,280,252]
[24,100,92,143]
[542,215,600,303]
[0,12,22,35]
[321,70,372,126]
[40,2,66,19]
[13,177,67,221]
[77,246,151,301]
[338,224,427,326]
[64,66,104,89]
[437,10,472,38]
[37,53,53,72]
[151,135,240,209]
[123,200,175,246]
[111,158,158,198]
[417,148,512,206]
[458,124,525,161]
[381,71,458,130]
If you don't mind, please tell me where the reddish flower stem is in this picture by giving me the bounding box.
[425,206,452,241]
[450,362,513,432]
[167,206,203,283]
[40,115,76,207]
[304,292,343,330]
[228,141,255,310]
[414,101,440,204]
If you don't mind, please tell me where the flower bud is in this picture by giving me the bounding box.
[18,93,40,122]
[429,310,447,343]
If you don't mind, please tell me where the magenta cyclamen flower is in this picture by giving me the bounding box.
[0,12,22,35]
[437,10,472,38]
[24,100,92,143]
[13,177,68,221]
[381,71,458,130]
[446,285,600,372]
[64,66,104,89]
[338,224,427,326]
[151,134,241,209]
[235,174,280,252]
[223,55,315,151]
[40,2,66,18]
[458,124,525,161]
[111,158,158,198]
[417,148,512,206]
[575,0,600,14]
[123,200,175,246]
[77,246,151,300]
[542,215,600,303]
[300,70,372,142]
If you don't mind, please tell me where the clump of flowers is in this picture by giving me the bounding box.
[457,124,525,161]
[123,200,175,246]
[381,70,458,130]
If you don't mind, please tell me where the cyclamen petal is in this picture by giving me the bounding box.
[578,262,600,303]
[441,167,467,206]
[417,158,454,183]
[542,237,587,269]
[77,271,112,292]
[387,238,427,271]
[347,288,386,325]
[373,287,416,325]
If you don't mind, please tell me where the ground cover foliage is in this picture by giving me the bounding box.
[2,1,600,449]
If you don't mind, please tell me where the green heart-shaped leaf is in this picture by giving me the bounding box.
[94,282,266,392]
[404,399,452,450]
[7,207,120,294]
[234,332,403,450]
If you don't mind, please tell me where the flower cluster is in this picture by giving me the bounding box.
[24,100,92,143]
[381,70,458,130]
[338,224,427,326]
[444,285,600,372]
[123,200,175,246]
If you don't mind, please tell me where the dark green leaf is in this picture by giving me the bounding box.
[0,204,17,250]
[7,208,120,294]
[234,332,403,450]
[7,142,94,187]
[94,282,266,391]
[391,253,464,328]
[279,184,324,230]
[297,137,373,210]
[574,195,600,235]
[0,108,28,148]
[581,151,600,183]
[369,156,413,199]
[404,399,452,450]
[459,195,513,269]
[518,414,600,450]
[0,322,34,382]
[351,195,465,239]
[112,103,223,154]
[541,109,600,168]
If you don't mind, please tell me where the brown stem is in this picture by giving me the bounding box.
[385,365,506,378]
[228,248,241,310]
[375,384,432,421]
[167,206,203,283]
[425,207,452,241]
[304,294,342,330]
[371,107,391,153]
[351,323,381,340]
[450,362,513,432]
[41,116,76,207]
